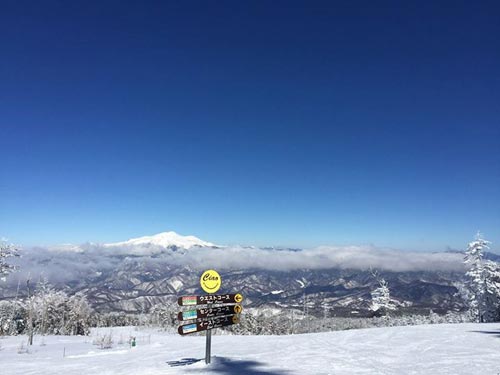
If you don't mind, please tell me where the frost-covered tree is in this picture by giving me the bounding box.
[31,282,94,335]
[95,312,139,328]
[370,271,397,316]
[31,284,68,335]
[66,293,92,335]
[150,303,177,328]
[463,232,499,322]
[484,261,500,297]
[33,277,52,335]
[0,300,26,335]
[0,300,15,335]
[0,241,19,281]
[483,260,500,321]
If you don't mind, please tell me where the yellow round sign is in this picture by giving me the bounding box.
[200,269,221,294]
[234,293,243,303]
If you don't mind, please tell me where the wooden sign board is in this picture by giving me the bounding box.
[178,304,243,321]
[178,293,243,306]
[178,315,240,335]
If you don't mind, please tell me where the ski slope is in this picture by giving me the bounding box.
[1,323,499,374]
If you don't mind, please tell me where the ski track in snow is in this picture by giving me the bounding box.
[1,323,500,375]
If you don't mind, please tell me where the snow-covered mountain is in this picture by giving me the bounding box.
[103,231,218,249]
[2,231,472,316]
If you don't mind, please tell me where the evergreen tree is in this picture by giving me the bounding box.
[483,260,500,321]
[370,270,397,316]
[463,232,499,322]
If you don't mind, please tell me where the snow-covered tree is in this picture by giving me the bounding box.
[484,261,500,297]
[150,303,177,328]
[483,260,500,321]
[0,300,26,336]
[0,241,19,281]
[33,277,52,335]
[463,232,499,322]
[30,283,68,335]
[370,271,397,316]
[0,300,14,335]
[95,312,139,328]
[66,293,92,335]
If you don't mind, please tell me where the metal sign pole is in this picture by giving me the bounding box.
[205,329,211,364]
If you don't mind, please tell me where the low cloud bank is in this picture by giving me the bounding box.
[5,243,466,287]
[171,245,465,272]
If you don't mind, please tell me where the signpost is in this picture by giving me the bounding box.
[177,269,243,365]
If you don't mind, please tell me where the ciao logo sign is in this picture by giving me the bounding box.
[200,269,221,293]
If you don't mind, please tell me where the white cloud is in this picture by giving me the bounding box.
[172,245,465,272]
[5,243,465,287]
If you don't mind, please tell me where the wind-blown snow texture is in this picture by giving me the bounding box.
[1,323,499,374]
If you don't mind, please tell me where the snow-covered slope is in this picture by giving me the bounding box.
[1,323,499,374]
[103,231,217,249]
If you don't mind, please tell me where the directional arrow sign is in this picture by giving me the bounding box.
[178,315,240,335]
[178,293,244,306]
[178,304,243,321]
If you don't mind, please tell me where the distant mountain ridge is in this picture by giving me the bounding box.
[0,231,480,317]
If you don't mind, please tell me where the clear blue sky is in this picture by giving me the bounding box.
[1,1,499,250]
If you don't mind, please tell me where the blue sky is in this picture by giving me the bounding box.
[1,1,499,250]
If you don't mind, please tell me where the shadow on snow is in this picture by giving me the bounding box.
[167,358,203,367]
[469,329,500,338]
[168,356,293,374]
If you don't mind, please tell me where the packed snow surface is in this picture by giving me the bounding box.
[103,231,217,249]
[1,323,500,374]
